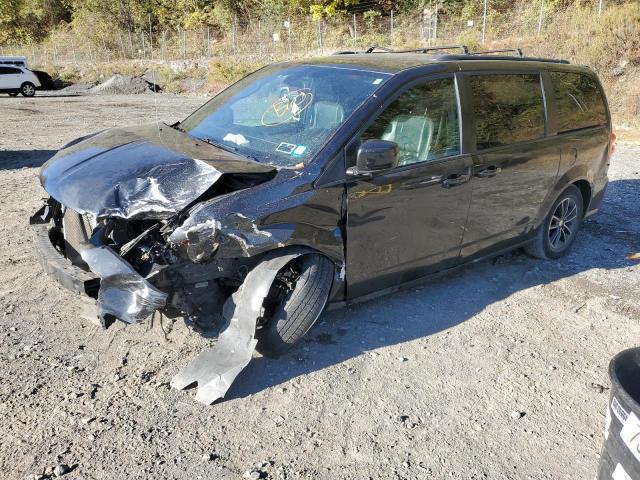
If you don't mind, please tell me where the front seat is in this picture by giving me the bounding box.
[382,115,433,165]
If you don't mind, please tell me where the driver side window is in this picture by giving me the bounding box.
[361,77,460,167]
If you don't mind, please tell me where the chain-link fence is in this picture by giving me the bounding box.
[0,0,620,68]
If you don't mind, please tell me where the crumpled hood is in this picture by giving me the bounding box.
[40,123,275,221]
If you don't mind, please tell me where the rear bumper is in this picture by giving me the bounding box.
[30,205,167,327]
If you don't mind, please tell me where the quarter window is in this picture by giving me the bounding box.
[469,74,545,150]
[550,72,607,132]
[361,77,460,166]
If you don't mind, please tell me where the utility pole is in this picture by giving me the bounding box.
[598,0,604,15]
[482,0,488,44]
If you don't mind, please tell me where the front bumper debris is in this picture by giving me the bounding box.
[30,207,167,327]
[30,222,99,296]
[170,251,304,404]
[80,244,167,325]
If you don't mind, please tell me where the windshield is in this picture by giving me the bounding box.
[179,64,392,167]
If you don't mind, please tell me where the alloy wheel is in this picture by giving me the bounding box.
[547,197,578,252]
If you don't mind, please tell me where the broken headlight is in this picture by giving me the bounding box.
[168,220,220,263]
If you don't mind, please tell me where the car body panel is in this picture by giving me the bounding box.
[0,66,40,91]
[32,53,612,320]
[39,123,276,221]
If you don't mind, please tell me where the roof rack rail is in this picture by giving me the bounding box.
[364,45,395,53]
[363,44,469,55]
[394,45,469,54]
[472,48,523,57]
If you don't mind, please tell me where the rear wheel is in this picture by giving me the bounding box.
[525,185,583,259]
[20,82,35,97]
[256,254,334,358]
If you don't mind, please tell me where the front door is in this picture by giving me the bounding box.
[346,76,472,299]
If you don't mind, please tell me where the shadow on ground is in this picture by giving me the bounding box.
[0,150,56,170]
[223,178,640,401]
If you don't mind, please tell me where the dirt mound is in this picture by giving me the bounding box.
[89,74,151,95]
[59,83,94,95]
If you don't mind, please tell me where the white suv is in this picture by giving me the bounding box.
[0,65,41,97]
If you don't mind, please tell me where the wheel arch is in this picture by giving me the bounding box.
[534,164,592,229]
[572,179,592,216]
[251,244,343,304]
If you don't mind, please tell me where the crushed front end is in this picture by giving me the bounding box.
[29,123,278,330]
[29,195,268,330]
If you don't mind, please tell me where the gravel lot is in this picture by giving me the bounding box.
[0,93,639,480]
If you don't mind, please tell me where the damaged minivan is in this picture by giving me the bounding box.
[31,47,614,403]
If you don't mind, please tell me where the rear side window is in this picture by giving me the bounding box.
[469,74,545,150]
[0,66,20,74]
[550,72,608,132]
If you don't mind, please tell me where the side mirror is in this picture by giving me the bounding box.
[347,139,399,177]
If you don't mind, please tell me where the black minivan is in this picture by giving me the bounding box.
[31,47,614,363]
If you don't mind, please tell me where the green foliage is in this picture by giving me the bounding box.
[0,0,70,43]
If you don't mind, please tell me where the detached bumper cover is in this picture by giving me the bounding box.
[30,222,99,295]
[80,245,167,325]
[30,214,167,326]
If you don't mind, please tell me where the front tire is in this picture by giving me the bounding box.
[525,185,583,259]
[20,82,35,97]
[256,254,334,358]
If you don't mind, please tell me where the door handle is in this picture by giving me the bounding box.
[402,176,443,189]
[441,173,470,188]
[475,165,502,178]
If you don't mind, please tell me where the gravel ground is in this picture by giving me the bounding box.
[0,93,639,480]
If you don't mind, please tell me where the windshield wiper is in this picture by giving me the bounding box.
[169,122,185,132]
[199,136,261,164]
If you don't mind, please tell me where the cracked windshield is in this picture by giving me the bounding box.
[179,64,392,167]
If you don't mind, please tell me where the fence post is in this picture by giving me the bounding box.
[128,27,134,57]
[287,18,292,56]
[434,2,438,40]
[390,10,394,44]
[162,31,166,61]
[149,14,153,54]
[598,0,604,15]
[353,13,357,47]
[183,29,187,59]
[538,0,545,33]
[119,32,126,59]
[482,0,488,44]
[233,14,237,55]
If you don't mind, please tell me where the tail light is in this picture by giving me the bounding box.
[608,131,617,158]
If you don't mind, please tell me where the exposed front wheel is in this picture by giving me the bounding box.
[256,254,334,358]
[20,82,35,97]
[525,185,584,259]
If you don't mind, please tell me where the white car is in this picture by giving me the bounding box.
[0,65,41,97]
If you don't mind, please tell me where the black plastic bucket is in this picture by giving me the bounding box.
[597,347,640,479]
